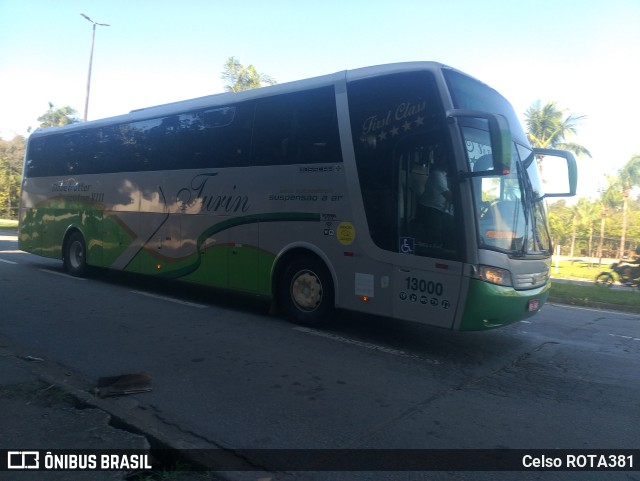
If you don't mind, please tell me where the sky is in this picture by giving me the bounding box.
[1,0,639,199]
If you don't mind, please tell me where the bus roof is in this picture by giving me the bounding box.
[30,61,475,139]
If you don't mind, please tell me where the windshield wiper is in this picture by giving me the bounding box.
[515,161,532,257]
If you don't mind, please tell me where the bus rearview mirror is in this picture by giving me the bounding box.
[531,148,578,198]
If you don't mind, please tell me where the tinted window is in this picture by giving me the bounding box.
[25,137,48,177]
[25,104,253,177]
[25,87,342,178]
[252,87,342,166]
[348,71,461,260]
[444,69,527,145]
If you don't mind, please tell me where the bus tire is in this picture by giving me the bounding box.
[63,231,88,277]
[280,258,334,326]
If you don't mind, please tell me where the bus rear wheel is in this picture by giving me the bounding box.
[63,232,88,277]
[280,258,334,326]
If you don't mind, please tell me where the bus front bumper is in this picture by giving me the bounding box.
[459,279,551,331]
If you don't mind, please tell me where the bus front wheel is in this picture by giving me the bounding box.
[64,232,88,277]
[280,258,334,326]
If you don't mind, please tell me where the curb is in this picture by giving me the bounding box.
[0,336,272,478]
[548,296,640,314]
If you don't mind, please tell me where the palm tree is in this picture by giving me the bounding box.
[570,198,598,259]
[597,179,622,264]
[524,101,591,158]
[617,154,640,258]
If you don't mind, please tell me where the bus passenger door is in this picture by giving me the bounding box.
[345,70,466,328]
[392,263,461,329]
[392,139,462,328]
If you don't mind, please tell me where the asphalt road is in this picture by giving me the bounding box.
[1,231,639,481]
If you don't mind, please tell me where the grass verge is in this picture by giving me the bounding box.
[550,281,640,313]
[550,259,611,282]
[0,219,18,229]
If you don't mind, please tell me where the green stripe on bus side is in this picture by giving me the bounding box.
[183,244,276,296]
[21,196,114,263]
[20,205,105,261]
[142,212,321,280]
[22,202,320,294]
[94,213,137,266]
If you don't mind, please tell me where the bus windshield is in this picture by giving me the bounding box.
[444,70,552,257]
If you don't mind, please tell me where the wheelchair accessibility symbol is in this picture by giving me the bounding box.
[399,237,415,254]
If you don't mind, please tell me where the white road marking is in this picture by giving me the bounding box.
[549,302,640,316]
[0,258,17,264]
[39,269,87,280]
[609,333,640,342]
[293,326,441,365]
[130,290,208,309]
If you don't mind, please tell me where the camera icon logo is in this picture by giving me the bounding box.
[7,451,40,469]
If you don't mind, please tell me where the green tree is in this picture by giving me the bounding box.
[0,136,25,219]
[524,101,591,158]
[571,198,598,259]
[547,200,572,251]
[597,178,622,263]
[37,102,80,128]
[626,197,640,249]
[221,56,276,92]
[616,154,640,258]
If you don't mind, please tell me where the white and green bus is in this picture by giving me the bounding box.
[19,62,576,330]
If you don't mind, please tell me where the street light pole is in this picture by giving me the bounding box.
[81,13,109,122]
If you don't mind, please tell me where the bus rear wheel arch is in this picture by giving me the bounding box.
[63,231,88,277]
[278,256,335,326]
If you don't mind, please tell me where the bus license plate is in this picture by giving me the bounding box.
[528,299,540,312]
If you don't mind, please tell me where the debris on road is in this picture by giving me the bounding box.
[22,355,45,362]
[95,371,152,397]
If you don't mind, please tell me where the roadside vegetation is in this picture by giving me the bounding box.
[550,259,608,281]
[0,218,18,229]
[550,282,640,313]
[549,260,640,312]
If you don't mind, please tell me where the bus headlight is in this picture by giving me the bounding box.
[475,265,513,287]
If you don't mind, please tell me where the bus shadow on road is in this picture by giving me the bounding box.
[35,261,529,370]
[327,310,527,368]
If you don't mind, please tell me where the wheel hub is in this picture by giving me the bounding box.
[291,272,322,311]
[70,242,84,269]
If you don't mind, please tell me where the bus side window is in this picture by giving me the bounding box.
[25,137,48,178]
[252,87,341,166]
[347,71,460,260]
[200,104,252,168]
[45,132,87,176]
[148,105,252,170]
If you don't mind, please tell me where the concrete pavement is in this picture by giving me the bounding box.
[0,340,150,481]
[0,334,272,480]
